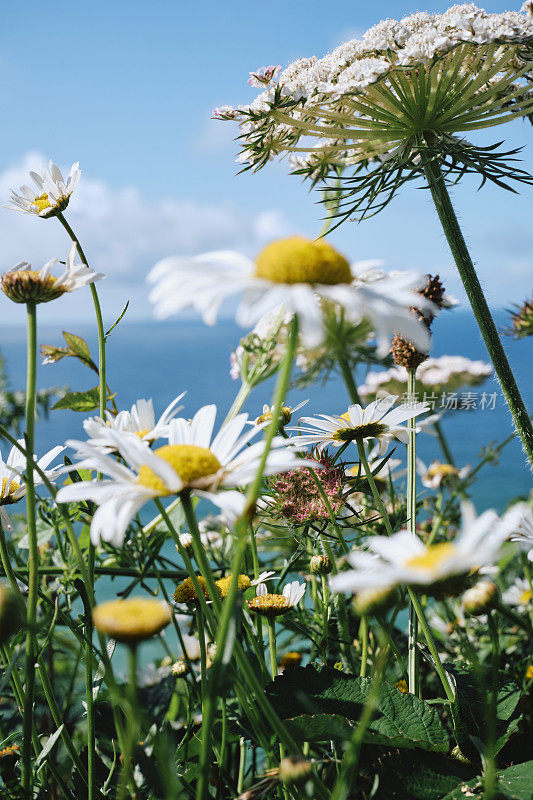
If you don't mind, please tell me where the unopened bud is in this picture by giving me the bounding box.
[310,554,332,575]
[451,745,471,765]
[171,659,190,677]
[352,586,399,617]
[278,756,313,785]
[0,583,25,644]
[178,533,194,553]
[462,580,499,616]
[279,651,302,669]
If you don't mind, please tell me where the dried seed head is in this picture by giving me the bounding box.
[278,756,313,785]
[392,274,446,369]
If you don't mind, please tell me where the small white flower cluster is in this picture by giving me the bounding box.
[359,356,493,401]
[219,4,533,171]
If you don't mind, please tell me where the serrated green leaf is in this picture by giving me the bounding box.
[52,387,100,412]
[442,760,533,800]
[62,331,93,364]
[265,664,449,752]
[364,750,474,800]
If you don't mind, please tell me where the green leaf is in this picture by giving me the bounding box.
[105,301,129,340]
[62,331,93,364]
[362,750,474,800]
[35,725,64,772]
[265,665,449,752]
[442,760,533,799]
[17,520,55,550]
[52,387,100,412]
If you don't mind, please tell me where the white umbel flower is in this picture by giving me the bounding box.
[1,244,105,305]
[82,394,186,450]
[289,395,429,451]
[56,404,310,547]
[6,160,80,218]
[330,503,525,595]
[0,441,64,531]
[148,236,434,352]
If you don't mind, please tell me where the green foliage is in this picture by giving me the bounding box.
[52,386,101,412]
[265,664,450,752]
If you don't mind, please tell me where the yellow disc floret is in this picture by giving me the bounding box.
[0,478,22,505]
[215,574,251,597]
[32,193,52,213]
[248,593,291,618]
[254,236,352,285]
[426,463,459,482]
[1,271,66,305]
[173,576,212,604]
[137,444,222,494]
[92,598,171,644]
[406,542,456,572]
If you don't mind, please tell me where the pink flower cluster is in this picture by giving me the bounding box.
[268,453,345,524]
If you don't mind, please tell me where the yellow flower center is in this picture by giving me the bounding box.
[173,576,211,603]
[92,598,171,643]
[215,574,251,597]
[135,429,150,439]
[519,589,532,605]
[427,463,459,481]
[406,542,456,572]
[31,193,51,213]
[333,420,388,442]
[0,478,21,505]
[254,236,352,285]
[248,593,290,617]
[137,444,222,493]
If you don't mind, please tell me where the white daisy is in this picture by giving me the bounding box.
[56,404,310,547]
[417,459,470,490]
[247,579,306,616]
[82,394,186,450]
[254,400,308,426]
[330,503,525,596]
[510,504,533,561]
[5,160,80,218]
[0,441,65,531]
[288,395,429,451]
[147,236,435,352]
[1,243,105,305]
[502,577,532,613]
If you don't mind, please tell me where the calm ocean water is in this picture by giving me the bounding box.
[0,310,531,510]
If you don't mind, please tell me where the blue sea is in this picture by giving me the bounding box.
[0,310,531,511]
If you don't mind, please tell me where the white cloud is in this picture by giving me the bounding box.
[0,152,294,325]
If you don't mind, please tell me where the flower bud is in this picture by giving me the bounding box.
[172,659,190,677]
[177,533,194,553]
[352,586,399,617]
[310,554,332,575]
[0,583,25,644]
[278,756,313,785]
[462,580,499,616]
[279,651,302,669]
[451,745,471,765]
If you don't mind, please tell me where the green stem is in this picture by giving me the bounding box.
[222,380,253,426]
[421,149,533,468]
[118,646,138,800]
[337,352,361,405]
[237,737,246,794]
[357,435,454,702]
[321,574,330,662]
[434,419,455,466]
[407,369,420,696]
[356,438,394,535]
[21,300,37,799]
[359,615,368,678]
[484,614,500,800]
[268,618,278,679]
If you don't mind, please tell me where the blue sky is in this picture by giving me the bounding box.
[0,0,531,326]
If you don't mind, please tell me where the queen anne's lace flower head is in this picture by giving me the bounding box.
[6,160,80,219]
[359,356,492,402]
[219,5,533,216]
